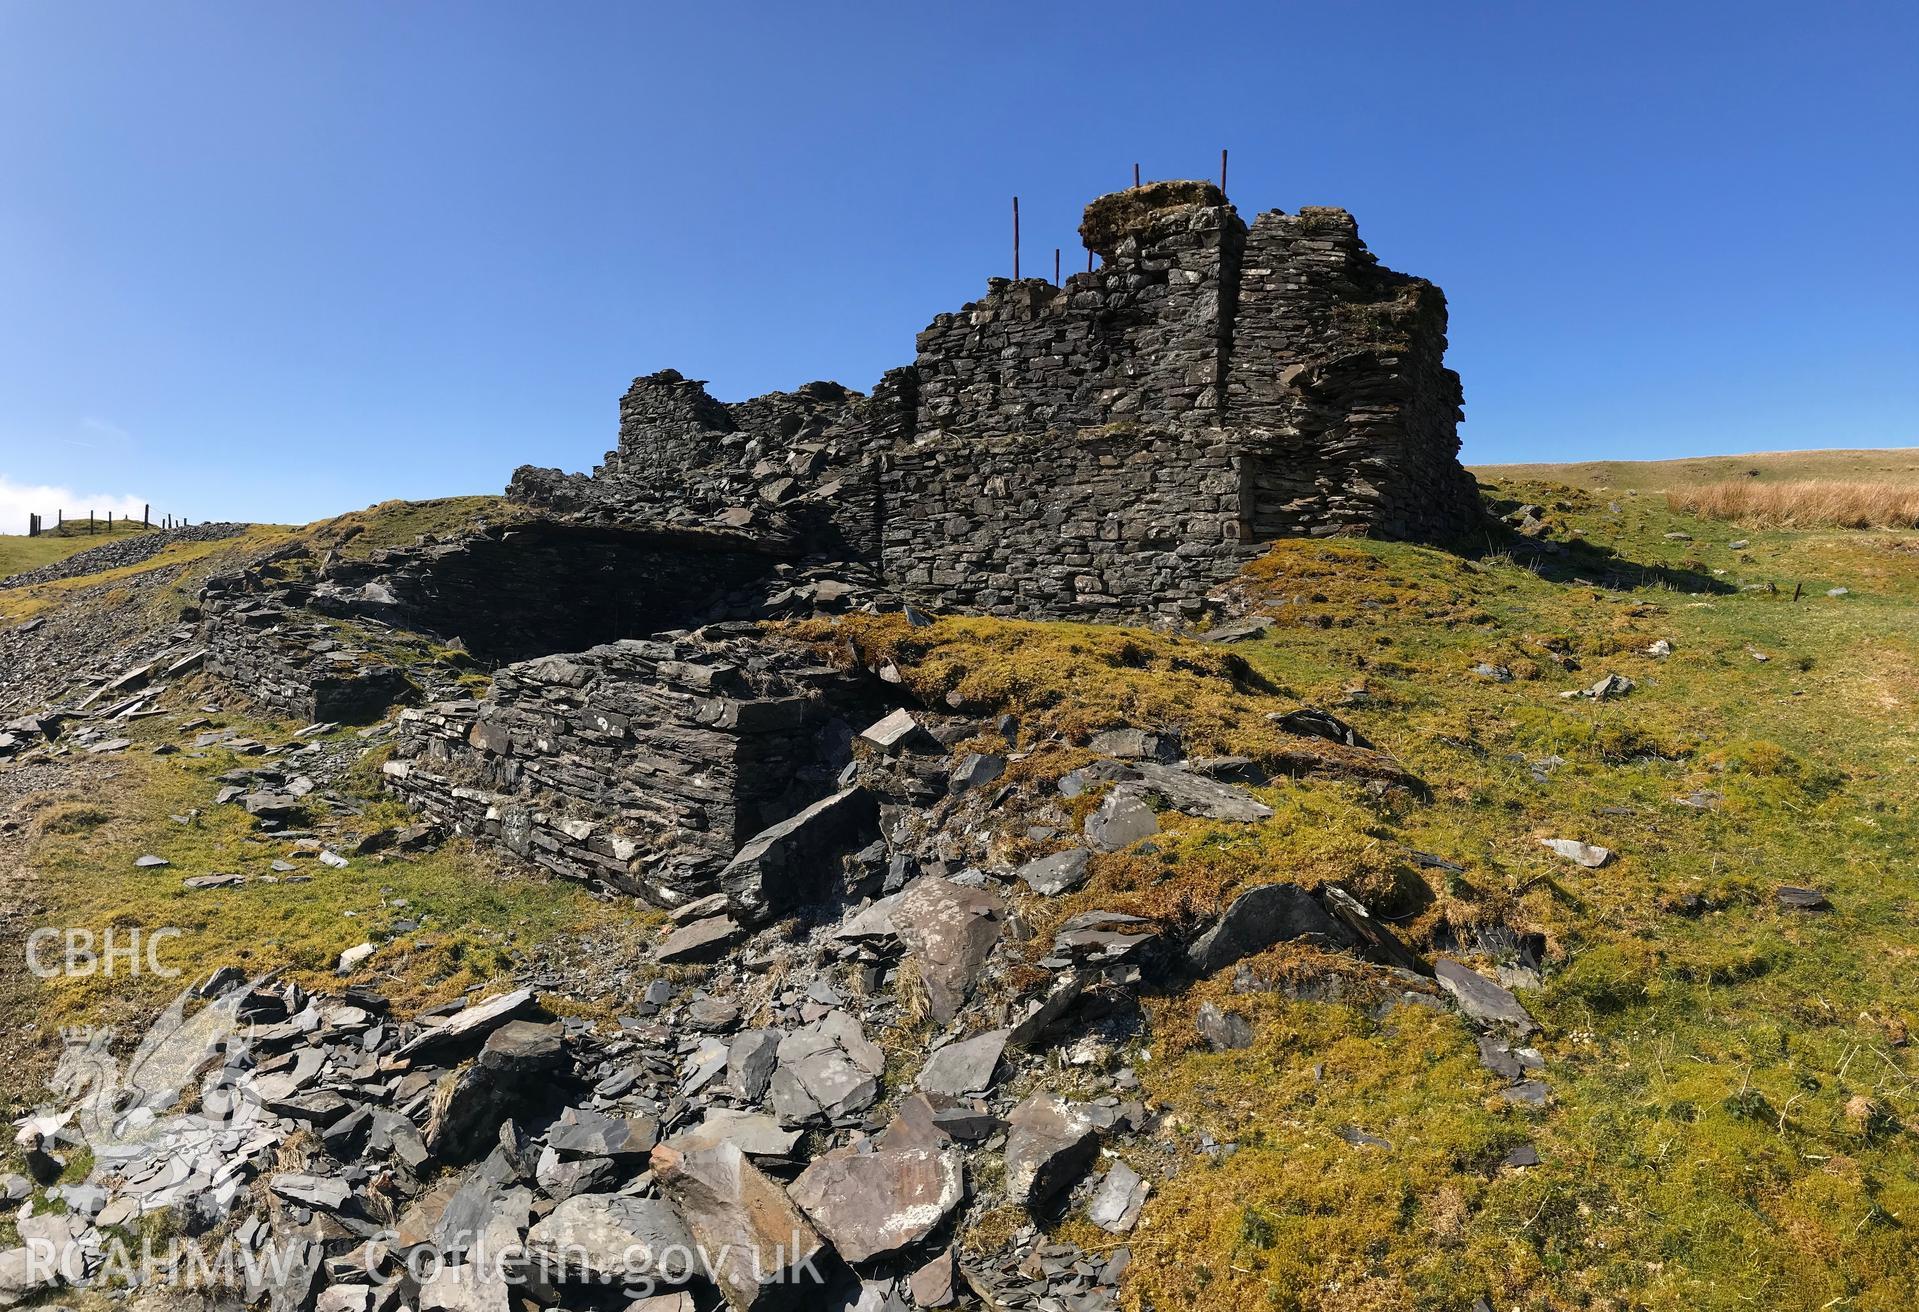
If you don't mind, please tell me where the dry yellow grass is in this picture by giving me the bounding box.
[1666,478,1919,529]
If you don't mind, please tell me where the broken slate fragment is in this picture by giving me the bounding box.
[1775,885,1831,912]
[1002,1093,1100,1209]
[1539,838,1614,868]
[1434,958,1537,1034]
[1194,1001,1254,1050]
[656,914,744,964]
[651,1142,829,1312]
[1014,848,1091,896]
[547,1106,660,1157]
[668,1109,800,1158]
[727,1028,783,1102]
[893,876,1003,1026]
[917,1028,1009,1098]
[523,1193,694,1283]
[1087,1159,1150,1234]
[1084,786,1158,852]
[788,1145,965,1263]
[949,753,1005,791]
[1188,883,1353,975]
[398,987,539,1056]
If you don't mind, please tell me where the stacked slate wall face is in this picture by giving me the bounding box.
[381,630,868,906]
[1226,207,1480,540]
[199,601,416,724]
[876,428,1249,619]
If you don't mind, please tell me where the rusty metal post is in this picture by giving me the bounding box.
[1054,248,1060,286]
[1133,162,1140,188]
[1220,148,1228,193]
[144,503,150,528]
[1012,196,1020,280]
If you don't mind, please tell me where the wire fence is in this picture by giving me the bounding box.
[23,506,193,537]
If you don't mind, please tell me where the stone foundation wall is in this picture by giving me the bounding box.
[381,629,870,905]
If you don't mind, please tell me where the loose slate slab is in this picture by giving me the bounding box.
[524,1193,696,1282]
[722,786,878,923]
[893,876,1003,1027]
[651,1142,829,1312]
[860,708,935,753]
[546,1107,659,1158]
[951,753,1005,793]
[1083,787,1158,853]
[398,988,538,1057]
[1194,1002,1254,1051]
[668,1109,801,1158]
[1187,883,1354,975]
[771,1011,884,1125]
[1129,763,1275,823]
[917,1028,1010,1098]
[270,1172,352,1212]
[1539,838,1613,868]
[1088,1160,1151,1234]
[1015,848,1092,896]
[1433,959,1537,1034]
[788,1146,965,1263]
[1003,1093,1100,1209]
[727,1028,783,1102]
[656,914,744,965]
[241,793,306,821]
[1775,885,1831,912]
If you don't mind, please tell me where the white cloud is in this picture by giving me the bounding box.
[0,476,149,534]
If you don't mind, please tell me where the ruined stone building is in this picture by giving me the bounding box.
[510,179,1483,621]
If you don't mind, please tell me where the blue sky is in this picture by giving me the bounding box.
[1,2,1914,527]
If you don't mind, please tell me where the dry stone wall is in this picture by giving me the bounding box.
[878,426,1249,619]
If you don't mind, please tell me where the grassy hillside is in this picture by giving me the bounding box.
[8,477,1919,1308]
[0,517,160,578]
[806,479,1919,1310]
[1474,446,1919,492]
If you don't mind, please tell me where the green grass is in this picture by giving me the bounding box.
[1138,491,1919,1311]
[1474,445,1919,493]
